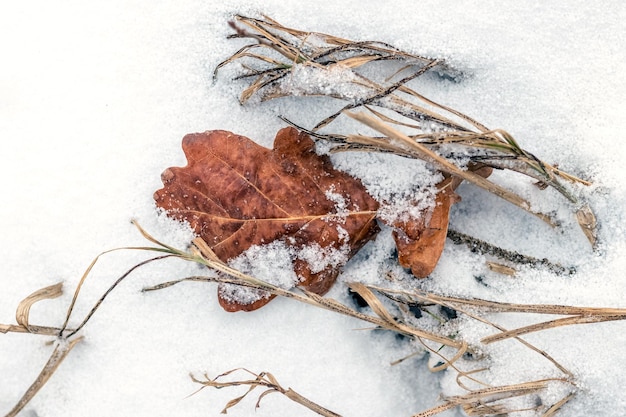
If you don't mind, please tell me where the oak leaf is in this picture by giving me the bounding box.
[154,127,380,311]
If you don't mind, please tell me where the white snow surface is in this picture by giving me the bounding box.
[1,1,625,417]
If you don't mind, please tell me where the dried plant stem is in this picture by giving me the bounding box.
[369,283,625,377]
[1,283,68,336]
[15,283,63,331]
[5,337,83,417]
[482,313,626,344]
[192,368,342,417]
[542,392,576,417]
[62,254,175,338]
[146,236,465,350]
[3,220,617,417]
[58,243,178,336]
[370,284,575,377]
[1,223,191,415]
[0,323,61,336]
[413,380,552,417]
[415,292,626,317]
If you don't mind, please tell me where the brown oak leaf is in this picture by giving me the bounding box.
[154,127,380,312]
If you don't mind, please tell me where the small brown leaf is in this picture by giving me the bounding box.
[389,163,492,278]
[391,181,460,278]
[155,127,379,311]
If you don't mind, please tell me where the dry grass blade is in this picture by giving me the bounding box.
[0,283,65,336]
[348,282,398,325]
[62,253,176,339]
[1,223,204,416]
[542,392,576,417]
[368,284,576,377]
[5,337,83,417]
[411,402,458,417]
[137,228,605,417]
[405,288,626,344]
[482,313,626,344]
[348,282,464,349]
[414,293,626,317]
[3,218,604,417]
[395,84,489,132]
[311,59,443,131]
[58,220,188,337]
[413,380,550,417]
[192,368,342,417]
[15,282,63,331]
[368,283,625,377]
[144,237,465,351]
[0,323,60,336]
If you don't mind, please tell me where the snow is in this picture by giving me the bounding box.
[1,1,625,417]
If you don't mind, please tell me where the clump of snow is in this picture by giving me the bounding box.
[280,64,366,103]
[332,151,443,225]
[223,235,351,305]
[297,242,350,274]
[376,187,439,225]
[324,185,350,217]
[222,240,299,305]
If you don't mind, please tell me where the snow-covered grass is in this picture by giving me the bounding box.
[1,1,625,416]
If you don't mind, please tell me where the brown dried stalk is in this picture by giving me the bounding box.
[4,337,83,417]
[1,283,65,336]
[191,368,342,417]
[0,283,83,417]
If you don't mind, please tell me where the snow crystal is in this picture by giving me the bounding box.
[228,241,298,286]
